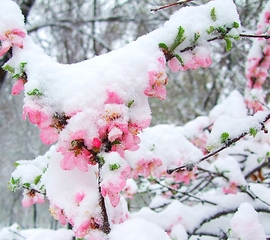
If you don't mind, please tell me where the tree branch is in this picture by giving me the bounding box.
[150,0,195,12]
[167,113,270,174]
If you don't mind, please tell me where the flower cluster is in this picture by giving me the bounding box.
[245,6,270,112]
[144,57,168,100]
[23,107,69,145]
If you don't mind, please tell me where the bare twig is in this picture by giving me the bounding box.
[150,0,194,12]
[8,229,26,239]
[239,33,270,39]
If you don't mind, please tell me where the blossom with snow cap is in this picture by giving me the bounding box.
[100,152,131,207]
[0,29,26,56]
[22,189,44,208]
[144,57,168,100]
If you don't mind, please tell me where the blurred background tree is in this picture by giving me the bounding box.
[0,0,268,229]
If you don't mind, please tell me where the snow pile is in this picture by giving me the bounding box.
[3,0,270,239]
[229,203,266,240]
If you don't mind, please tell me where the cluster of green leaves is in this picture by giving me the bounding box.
[158,26,187,65]
[8,162,46,193]
[249,127,258,138]
[208,7,240,51]
[109,163,121,171]
[206,21,240,51]
[2,62,27,80]
[27,88,43,96]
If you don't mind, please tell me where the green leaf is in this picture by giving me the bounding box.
[193,32,200,44]
[175,54,184,66]
[2,64,15,74]
[224,38,232,51]
[98,155,105,166]
[34,175,42,185]
[20,62,27,72]
[217,27,226,34]
[127,100,134,108]
[158,43,169,50]
[170,26,187,51]
[12,73,20,79]
[210,7,217,21]
[249,127,258,138]
[220,132,229,143]
[111,139,121,145]
[14,162,20,167]
[23,183,31,188]
[233,21,239,29]
[109,163,121,171]
[27,88,42,96]
[206,26,215,34]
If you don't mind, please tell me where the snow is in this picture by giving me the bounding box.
[2,0,270,239]
[229,203,266,240]
[109,217,170,240]
[0,224,74,240]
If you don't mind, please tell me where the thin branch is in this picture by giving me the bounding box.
[239,33,270,39]
[8,229,26,239]
[189,207,270,237]
[150,0,194,12]
[153,179,217,205]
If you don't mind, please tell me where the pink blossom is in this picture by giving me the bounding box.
[49,204,67,225]
[122,180,138,200]
[144,57,168,100]
[144,70,168,100]
[23,107,49,127]
[101,187,121,207]
[133,158,162,178]
[0,29,26,57]
[173,170,195,184]
[57,130,93,171]
[23,107,61,144]
[91,137,102,153]
[12,78,25,95]
[223,182,238,194]
[195,55,212,68]
[58,146,90,172]
[104,90,123,104]
[22,189,44,208]
[101,165,131,207]
[40,126,59,144]
[168,57,181,73]
[75,191,85,204]
[75,218,100,238]
[265,11,270,23]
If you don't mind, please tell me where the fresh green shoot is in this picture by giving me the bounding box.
[109,163,121,171]
[220,132,230,144]
[224,37,233,51]
[170,26,187,51]
[210,7,217,21]
[27,88,43,96]
[249,127,258,138]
